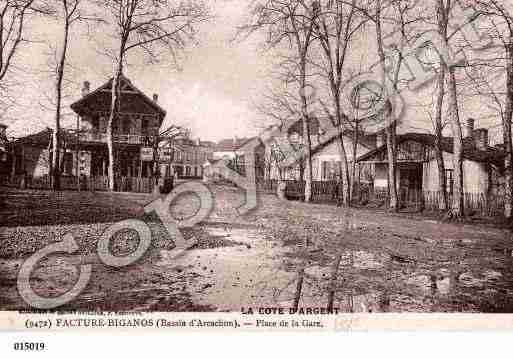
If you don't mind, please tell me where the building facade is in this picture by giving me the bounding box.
[356,122,505,196]
[69,75,165,178]
[0,123,11,180]
[158,137,214,178]
[10,75,166,187]
[261,120,376,182]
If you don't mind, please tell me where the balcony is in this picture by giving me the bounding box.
[79,131,157,145]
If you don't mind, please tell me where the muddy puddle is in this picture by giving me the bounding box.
[1,223,513,313]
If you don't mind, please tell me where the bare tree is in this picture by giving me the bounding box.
[0,0,53,100]
[312,0,367,206]
[0,0,35,83]
[51,0,98,190]
[100,0,208,191]
[471,1,513,218]
[429,67,449,210]
[254,82,313,186]
[372,0,399,211]
[242,0,322,202]
[436,0,464,218]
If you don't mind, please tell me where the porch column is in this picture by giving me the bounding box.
[10,150,16,178]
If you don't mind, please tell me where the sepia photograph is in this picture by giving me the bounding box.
[2,1,513,349]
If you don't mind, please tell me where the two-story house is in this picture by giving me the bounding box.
[70,75,166,178]
[10,75,166,188]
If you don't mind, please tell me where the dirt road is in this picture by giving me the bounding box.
[1,185,512,312]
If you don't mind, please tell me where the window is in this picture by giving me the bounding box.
[445,169,454,194]
[61,152,73,175]
[141,118,149,134]
[322,161,328,180]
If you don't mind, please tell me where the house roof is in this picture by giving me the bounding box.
[200,141,216,148]
[215,137,257,152]
[309,129,376,157]
[357,132,506,166]
[13,128,85,147]
[13,128,53,147]
[70,75,166,122]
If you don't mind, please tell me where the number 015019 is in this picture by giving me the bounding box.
[13,342,45,351]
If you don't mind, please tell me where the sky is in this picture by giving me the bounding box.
[0,0,507,144]
[3,0,274,142]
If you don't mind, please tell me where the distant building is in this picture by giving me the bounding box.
[158,136,214,178]
[213,137,254,161]
[203,137,266,183]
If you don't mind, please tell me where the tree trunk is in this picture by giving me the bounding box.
[350,125,359,203]
[437,0,464,218]
[434,65,448,211]
[375,0,398,212]
[446,67,464,217]
[336,130,351,206]
[51,128,60,191]
[299,57,313,203]
[107,63,122,191]
[503,39,513,218]
[385,123,398,211]
[52,11,70,192]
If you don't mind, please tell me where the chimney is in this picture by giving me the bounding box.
[196,138,201,146]
[473,128,488,150]
[82,81,90,97]
[153,93,158,102]
[463,118,475,138]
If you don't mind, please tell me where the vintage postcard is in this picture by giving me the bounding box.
[1,0,513,347]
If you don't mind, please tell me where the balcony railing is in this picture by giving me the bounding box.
[79,132,156,145]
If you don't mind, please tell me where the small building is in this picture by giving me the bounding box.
[262,119,377,182]
[356,121,505,196]
[0,123,12,180]
[11,128,59,179]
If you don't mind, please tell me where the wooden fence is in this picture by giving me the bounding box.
[255,179,505,217]
[1,175,155,193]
[2,174,506,217]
